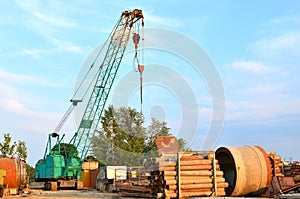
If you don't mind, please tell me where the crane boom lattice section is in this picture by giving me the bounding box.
[70,9,144,162]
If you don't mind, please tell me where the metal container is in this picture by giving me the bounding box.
[0,158,27,190]
[82,170,91,188]
[90,169,99,189]
[156,136,178,155]
[216,146,272,196]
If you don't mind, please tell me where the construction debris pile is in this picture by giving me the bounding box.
[114,146,300,198]
[114,138,300,198]
[116,180,153,198]
[116,152,228,198]
[283,161,300,183]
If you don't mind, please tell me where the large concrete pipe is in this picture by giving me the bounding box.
[215,146,272,196]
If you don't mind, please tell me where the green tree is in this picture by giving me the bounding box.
[0,133,17,158]
[144,118,170,153]
[52,143,79,158]
[178,138,190,151]
[0,133,33,180]
[15,140,27,160]
[91,106,186,166]
[26,164,35,182]
[91,106,146,166]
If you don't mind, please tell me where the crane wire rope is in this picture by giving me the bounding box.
[71,21,119,102]
[55,21,119,133]
[131,20,144,113]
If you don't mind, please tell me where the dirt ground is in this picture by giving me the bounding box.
[2,188,299,199]
[2,189,119,199]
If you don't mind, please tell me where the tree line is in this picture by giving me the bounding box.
[0,133,27,159]
[1,105,187,170]
[91,105,187,166]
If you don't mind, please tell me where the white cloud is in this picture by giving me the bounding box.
[271,15,300,26]
[143,9,182,28]
[32,11,77,28]
[51,38,83,53]
[0,78,73,137]
[14,0,39,13]
[252,32,300,54]
[14,0,83,55]
[0,69,35,82]
[15,1,77,28]
[245,85,283,94]
[22,49,41,59]
[3,98,48,119]
[228,61,278,74]
[226,97,300,123]
[0,69,72,91]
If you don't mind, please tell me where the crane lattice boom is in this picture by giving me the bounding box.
[68,9,144,165]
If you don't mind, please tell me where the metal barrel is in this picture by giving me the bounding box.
[215,146,272,196]
[0,158,27,190]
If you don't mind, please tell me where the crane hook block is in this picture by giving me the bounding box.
[138,64,144,73]
[133,33,140,49]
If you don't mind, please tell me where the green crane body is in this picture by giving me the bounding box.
[34,9,144,187]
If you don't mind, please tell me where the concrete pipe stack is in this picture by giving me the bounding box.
[216,146,272,197]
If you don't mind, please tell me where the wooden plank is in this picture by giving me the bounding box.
[179,159,217,166]
[118,191,154,198]
[165,177,225,185]
[167,182,228,190]
[117,184,152,192]
[163,170,224,176]
[180,190,226,197]
[181,182,228,189]
[159,166,176,171]
[180,164,220,171]
[157,161,176,167]
[177,152,181,198]
[164,192,177,198]
[180,156,204,161]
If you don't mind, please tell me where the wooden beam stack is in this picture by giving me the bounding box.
[268,152,284,176]
[150,152,228,198]
[147,156,176,198]
[178,154,227,198]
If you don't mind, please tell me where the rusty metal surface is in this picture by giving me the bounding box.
[155,136,178,155]
[265,176,295,195]
[255,145,273,189]
[216,146,272,197]
[0,158,27,190]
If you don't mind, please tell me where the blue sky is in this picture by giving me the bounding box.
[1,0,300,165]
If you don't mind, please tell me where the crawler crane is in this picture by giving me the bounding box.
[35,9,144,190]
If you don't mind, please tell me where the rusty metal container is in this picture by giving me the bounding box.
[82,170,91,188]
[0,158,27,191]
[82,169,99,188]
[90,169,99,189]
[215,146,272,196]
[155,136,178,155]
